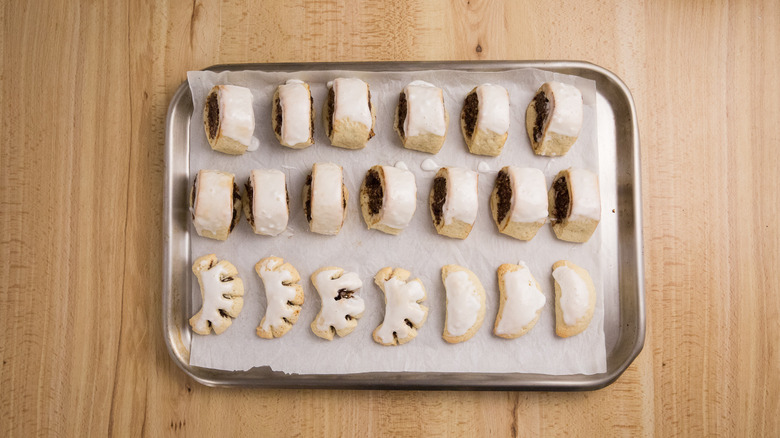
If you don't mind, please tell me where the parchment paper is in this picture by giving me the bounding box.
[186,67,609,375]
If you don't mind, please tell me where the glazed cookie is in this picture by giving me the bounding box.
[460,84,510,156]
[552,260,596,338]
[373,267,428,346]
[394,81,449,154]
[525,81,583,156]
[429,167,479,239]
[490,166,548,241]
[203,85,258,155]
[310,267,365,340]
[494,263,546,339]
[302,162,349,235]
[255,256,304,339]
[323,77,376,149]
[189,254,244,335]
[548,168,600,243]
[243,169,289,236]
[272,79,314,149]
[190,169,242,241]
[359,164,417,235]
[441,264,486,344]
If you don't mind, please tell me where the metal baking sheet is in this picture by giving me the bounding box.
[163,61,644,390]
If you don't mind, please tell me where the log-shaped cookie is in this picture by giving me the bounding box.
[203,85,258,155]
[548,168,600,243]
[302,162,349,235]
[310,266,365,340]
[272,79,314,149]
[323,78,375,149]
[441,265,486,344]
[189,254,244,335]
[490,166,548,241]
[255,256,304,339]
[461,84,510,156]
[494,263,546,339]
[190,169,241,241]
[429,167,479,239]
[394,81,449,154]
[373,267,428,346]
[552,260,596,338]
[359,164,417,235]
[242,169,289,236]
[525,81,583,156]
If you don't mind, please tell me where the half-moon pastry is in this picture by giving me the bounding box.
[190,169,241,241]
[441,264,486,344]
[302,162,349,235]
[429,167,479,239]
[359,165,417,235]
[494,263,546,339]
[189,254,244,335]
[490,166,548,241]
[394,80,449,154]
[460,84,510,156]
[242,169,289,236]
[525,81,583,156]
[255,256,304,339]
[322,78,375,149]
[552,260,596,338]
[272,79,314,149]
[548,168,600,243]
[203,85,258,155]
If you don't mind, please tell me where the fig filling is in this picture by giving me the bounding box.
[245,178,255,227]
[190,175,198,219]
[230,183,241,232]
[206,91,219,140]
[367,90,375,140]
[309,94,315,138]
[335,288,355,301]
[397,92,408,138]
[304,174,312,222]
[551,176,571,223]
[462,91,479,139]
[532,91,550,143]
[326,88,335,136]
[274,96,282,137]
[364,169,383,215]
[431,177,447,226]
[495,170,512,224]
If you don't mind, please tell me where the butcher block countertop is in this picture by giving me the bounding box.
[1,0,778,436]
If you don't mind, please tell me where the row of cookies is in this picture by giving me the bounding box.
[190,164,601,242]
[203,79,583,157]
[190,254,597,344]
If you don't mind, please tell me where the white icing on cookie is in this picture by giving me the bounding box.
[332,78,372,130]
[375,277,427,344]
[545,81,583,138]
[310,162,345,235]
[476,84,510,135]
[216,85,255,148]
[191,263,236,334]
[278,79,311,146]
[443,270,481,337]
[566,168,601,222]
[193,170,233,236]
[257,258,298,332]
[507,167,548,223]
[553,265,589,326]
[250,169,288,236]
[495,263,546,336]
[443,167,479,226]
[378,165,417,230]
[312,268,365,334]
[403,81,446,137]
[420,158,439,172]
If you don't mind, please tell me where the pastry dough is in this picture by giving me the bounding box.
[460,84,510,156]
[302,162,349,235]
[548,168,600,243]
[494,263,546,339]
[189,254,244,335]
[373,267,428,346]
[429,167,479,239]
[203,85,258,155]
[190,169,241,241]
[255,256,304,339]
[242,169,289,236]
[394,80,449,154]
[310,266,365,340]
[552,260,596,338]
[323,78,376,149]
[490,166,548,241]
[525,81,583,156]
[359,164,417,235]
[272,79,314,149]
[441,264,486,344]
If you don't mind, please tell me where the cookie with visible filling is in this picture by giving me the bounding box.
[310,266,365,340]
[322,78,375,149]
[302,162,349,235]
[394,81,449,154]
[525,81,583,156]
[272,79,314,149]
[548,168,600,243]
[373,267,429,346]
[429,167,479,239]
[190,169,242,241]
[360,165,417,235]
[242,169,289,236]
[460,84,510,156]
[203,85,257,155]
[255,256,304,339]
[490,166,548,241]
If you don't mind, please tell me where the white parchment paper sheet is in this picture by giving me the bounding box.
[186,67,609,375]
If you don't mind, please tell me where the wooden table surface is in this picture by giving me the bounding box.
[2,0,778,436]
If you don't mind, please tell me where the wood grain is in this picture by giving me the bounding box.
[1,0,778,436]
